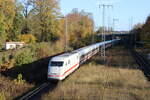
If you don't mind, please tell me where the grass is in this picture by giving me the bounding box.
[42,45,150,100]
[0,74,33,100]
[42,64,150,100]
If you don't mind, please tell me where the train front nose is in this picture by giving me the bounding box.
[48,61,64,80]
[48,67,61,77]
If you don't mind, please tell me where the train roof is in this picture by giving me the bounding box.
[51,51,78,61]
[57,52,78,57]
[74,39,120,55]
[51,39,120,61]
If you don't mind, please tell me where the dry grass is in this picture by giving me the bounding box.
[0,74,34,100]
[42,64,150,100]
[42,46,150,100]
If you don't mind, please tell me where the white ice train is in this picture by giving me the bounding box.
[48,39,120,80]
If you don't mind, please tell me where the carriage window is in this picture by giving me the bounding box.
[50,61,64,66]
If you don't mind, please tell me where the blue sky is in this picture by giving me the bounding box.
[60,0,150,31]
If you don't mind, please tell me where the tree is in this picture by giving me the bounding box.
[19,34,36,44]
[0,1,6,47]
[132,15,150,48]
[96,27,105,34]
[0,0,15,47]
[21,0,32,34]
[3,0,15,36]
[142,16,150,42]
[9,0,24,41]
[131,23,143,43]
[29,0,60,42]
[67,9,94,49]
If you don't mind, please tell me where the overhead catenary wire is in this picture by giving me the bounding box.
[99,4,113,64]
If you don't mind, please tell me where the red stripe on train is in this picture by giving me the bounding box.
[48,63,79,77]
[63,63,79,75]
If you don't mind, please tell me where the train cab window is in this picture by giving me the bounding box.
[50,61,64,67]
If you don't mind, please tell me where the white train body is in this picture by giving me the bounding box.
[48,52,80,80]
[48,39,120,80]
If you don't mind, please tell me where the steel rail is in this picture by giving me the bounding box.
[18,82,50,100]
[131,49,150,78]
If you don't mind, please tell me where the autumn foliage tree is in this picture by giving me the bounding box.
[141,16,150,42]
[132,15,150,48]
[19,34,36,44]
[29,0,60,42]
[67,9,94,49]
[9,1,24,41]
[0,0,95,50]
[0,0,15,47]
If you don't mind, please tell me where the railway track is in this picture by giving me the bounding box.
[17,82,58,100]
[131,49,150,80]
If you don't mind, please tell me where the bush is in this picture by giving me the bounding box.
[14,74,26,85]
[14,49,34,66]
[29,42,64,59]
[19,34,36,44]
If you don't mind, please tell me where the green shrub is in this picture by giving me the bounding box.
[14,74,26,85]
[14,49,34,66]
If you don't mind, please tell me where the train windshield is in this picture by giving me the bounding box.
[50,61,64,67]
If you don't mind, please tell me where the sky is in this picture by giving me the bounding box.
[60,0,150,31]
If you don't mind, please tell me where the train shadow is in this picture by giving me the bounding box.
[1,52,63,85]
